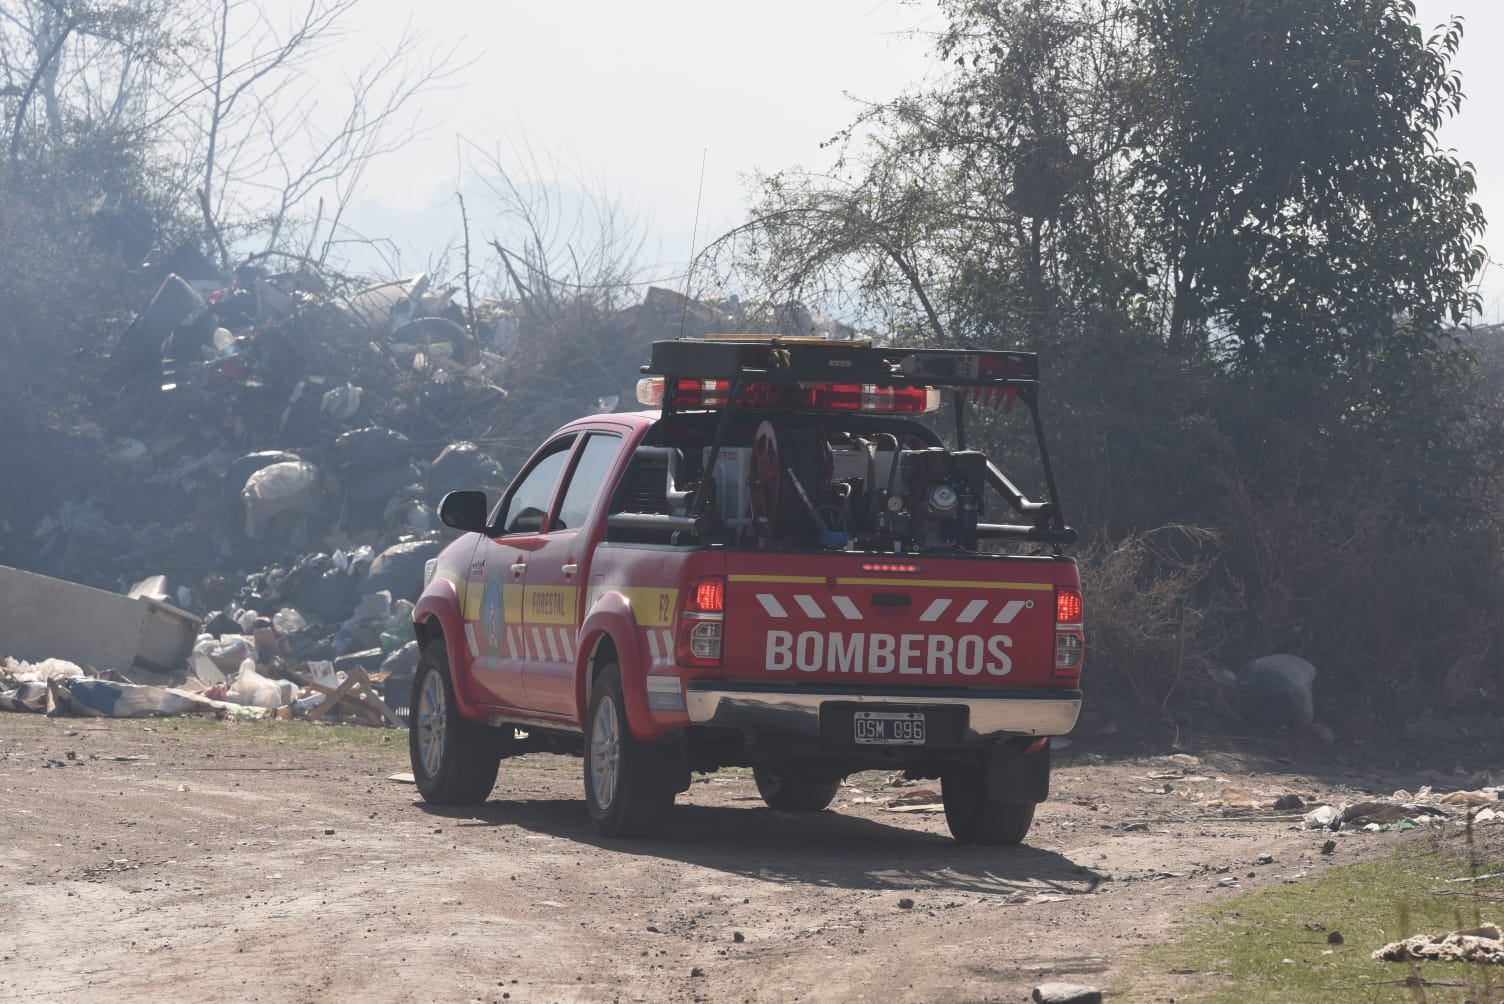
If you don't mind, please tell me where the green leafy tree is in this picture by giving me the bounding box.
[1132,0,1486,363]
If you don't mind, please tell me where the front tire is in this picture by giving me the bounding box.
[753,767,842,811]
[585,664,675,837]
[941,764,1037,846]
[409,640,502,804]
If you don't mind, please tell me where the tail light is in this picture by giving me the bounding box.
[677,576,725,667]
[1053,585,1084,686]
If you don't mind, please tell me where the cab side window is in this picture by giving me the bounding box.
[494,436,576,535]
[554,433,623,531]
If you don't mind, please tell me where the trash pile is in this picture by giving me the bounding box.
[0,605,412,725]
[7,254,764,601]
[0,242,796,726]
[1,655,263,721]
[1373,923,1504,965]
[0,536,441,724]
[1299,785,1503,832]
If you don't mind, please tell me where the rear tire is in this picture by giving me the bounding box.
[753,767,842,811]
[941,764,1037,846]
[584,664,675,837]
[409,639,502,804]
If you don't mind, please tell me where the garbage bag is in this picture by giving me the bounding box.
[333,427,413,475]
[277,553,357,624]
[201,635,255,676]
[272,607,308,635]
[242,461,330,541]
[321,383,363,421]
[426,442,507,507]
[1233,654,1316,732]
[3,657,87,681]
[380,619,416,652]
[228,451,302,505]
[227,659,293,709]
[358,538,445,603]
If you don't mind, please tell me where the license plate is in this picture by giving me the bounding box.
[853,711,926,745]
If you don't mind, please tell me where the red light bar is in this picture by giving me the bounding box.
[961,386,1018,412]
[962,353,1026,379]
[646,378,941,414]
[860,562,922,574]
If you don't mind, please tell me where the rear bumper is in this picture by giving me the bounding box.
[683,683,1081,744]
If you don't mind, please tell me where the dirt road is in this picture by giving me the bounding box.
[1,714,1491,1002]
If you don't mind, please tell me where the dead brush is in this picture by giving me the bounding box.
[1076,523,1241,717]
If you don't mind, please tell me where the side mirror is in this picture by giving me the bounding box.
[438,490,489,533]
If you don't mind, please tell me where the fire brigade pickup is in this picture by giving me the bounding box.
[410,336,1083,844]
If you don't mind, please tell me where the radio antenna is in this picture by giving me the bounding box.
[677,147,709,339]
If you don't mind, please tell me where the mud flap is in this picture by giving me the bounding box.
[985,740,1051,803]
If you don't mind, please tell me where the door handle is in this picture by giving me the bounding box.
[561,562,578,577]
[510,561,527,576]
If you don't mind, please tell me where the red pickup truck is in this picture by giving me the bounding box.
[409,336,1083,844]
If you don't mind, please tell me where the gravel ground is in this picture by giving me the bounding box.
[2,713,1499,1002]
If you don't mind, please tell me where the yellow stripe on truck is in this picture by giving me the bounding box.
[587,586,679,627]
[836,578,1051,591]
[729,574,1052,592]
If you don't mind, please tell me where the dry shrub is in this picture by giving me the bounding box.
[1078,524,1240,713]
[1217,460,1502,720]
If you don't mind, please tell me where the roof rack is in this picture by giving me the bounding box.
[635,336,1073,549]
[643,337,1039,389]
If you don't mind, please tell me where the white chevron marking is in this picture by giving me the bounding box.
[993,600,1028,624]
[757,594,788,618]
[956,599,989,623]
[794,594,825,619]
[831,595,863,620]
[919,599,952,622]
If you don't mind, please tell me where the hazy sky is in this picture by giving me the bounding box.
[334,0,1504,319]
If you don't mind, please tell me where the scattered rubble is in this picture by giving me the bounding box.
[1297,787,1503,833]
